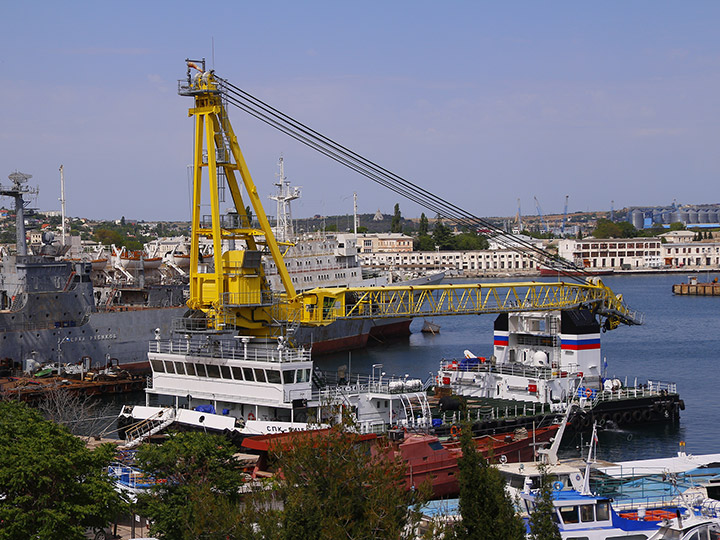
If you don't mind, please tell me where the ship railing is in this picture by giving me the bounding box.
[148,339,312,364]
[588,381,678,404]
[439,401,551,425]
[221,290,275,307]
[439,359,576,381]
[313,372,426,396]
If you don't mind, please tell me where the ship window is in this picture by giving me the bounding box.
[151,359,165,373]
[195,364,207,377]
[243,367,255,381]
[174,362,186,375]
[164,361,176,374]
[283,370,296,384]
[580,504,594,522]
[185,363,197,376]
[254,369,267,383]
[220,365,231,379]
[297,368,310,383]
[232,366,243,380]
[266,369,281,384]
[595,501,610,521]
[559,506,579,524]
[206,364,221,378]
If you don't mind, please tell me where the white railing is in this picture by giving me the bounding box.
[148,339,311,364]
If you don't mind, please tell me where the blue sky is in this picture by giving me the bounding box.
[2,2,719,221]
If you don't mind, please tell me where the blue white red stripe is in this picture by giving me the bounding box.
[561,336,600,350]
[494,332,509,346]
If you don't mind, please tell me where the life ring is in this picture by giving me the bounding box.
[552,481,564,491]
[450,425,461,437]
[499,455,508,464]
[585,388,593,398]
[247,412,256,421]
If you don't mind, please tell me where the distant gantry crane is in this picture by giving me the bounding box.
[534,196,549,233]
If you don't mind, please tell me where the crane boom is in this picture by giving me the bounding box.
[178,62,641,336]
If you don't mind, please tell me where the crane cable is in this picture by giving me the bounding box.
[214,76,594,284]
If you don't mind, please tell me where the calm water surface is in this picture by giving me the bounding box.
[316,273,720,462]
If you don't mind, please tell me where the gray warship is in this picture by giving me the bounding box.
[0,172,186,373]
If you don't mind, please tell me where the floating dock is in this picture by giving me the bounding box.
[672,276,720,296]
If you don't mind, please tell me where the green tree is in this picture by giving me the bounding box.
[592,218,637,239]
[261,425,425,539]
[528,464,562,540]
[0,401,122,540]
[451,420,525,540]
[453,229,489,251]
[416,234,436,251]
[419,212,429,236]
[669,221,685,231]
[135,431,247,540]
[433,215,454,250]
[391,203,403,233]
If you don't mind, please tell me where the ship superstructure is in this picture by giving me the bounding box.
[0,172,186,372]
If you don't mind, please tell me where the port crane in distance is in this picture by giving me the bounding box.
[178,60,641,341]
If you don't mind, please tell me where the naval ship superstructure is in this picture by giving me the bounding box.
[0,172,186,373]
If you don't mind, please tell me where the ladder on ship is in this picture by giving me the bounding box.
[121,408,177,449]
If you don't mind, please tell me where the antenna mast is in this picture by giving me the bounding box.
[353,192,358,238]
[59,165,66,246]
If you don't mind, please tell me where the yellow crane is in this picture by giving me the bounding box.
[178,60,641,338]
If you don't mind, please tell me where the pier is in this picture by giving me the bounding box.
[672,276,720,296]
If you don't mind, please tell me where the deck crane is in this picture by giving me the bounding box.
[534,196,549,233]
[560,195,569,236]
[178,61,642,338]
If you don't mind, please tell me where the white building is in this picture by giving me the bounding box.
[558,238,662,270]
[360,247,540,273]
[661,242,720,268]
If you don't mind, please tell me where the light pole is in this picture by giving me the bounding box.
[57,336,69,374]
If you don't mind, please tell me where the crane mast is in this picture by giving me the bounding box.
[179,60,295,333]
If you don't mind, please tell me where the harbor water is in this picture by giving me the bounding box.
[317,273,720,462]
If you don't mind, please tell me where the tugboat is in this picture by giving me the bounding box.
[435,308,684,430]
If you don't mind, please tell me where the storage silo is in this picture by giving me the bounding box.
[698,209,710,224]
[687,209,699,224]
[631,210,644,230]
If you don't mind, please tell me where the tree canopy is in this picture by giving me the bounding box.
[391,203,403,233]
[0,400,122,540]
[450,420,525,540]
[259,425,426,540]
[135,431,247,540]
[591,218,638,239]
[527,464,562,540]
